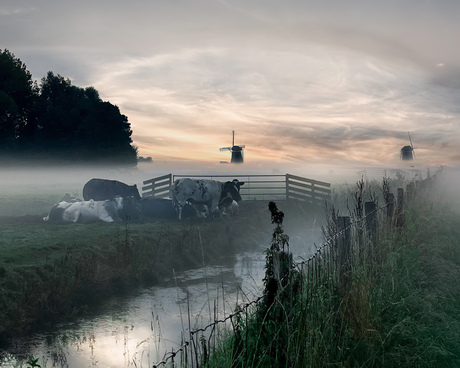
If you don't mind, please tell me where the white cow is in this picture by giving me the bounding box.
[170,178,244,220]
[44,197,124,223]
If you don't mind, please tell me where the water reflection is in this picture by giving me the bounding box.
[0,252,267,368]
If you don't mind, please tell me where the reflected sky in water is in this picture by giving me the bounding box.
[1,252,270,368]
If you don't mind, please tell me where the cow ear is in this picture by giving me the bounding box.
[239,182,245,186]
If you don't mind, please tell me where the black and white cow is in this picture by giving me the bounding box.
[218,196,239,218]
[170,178,244,220]
[43,197,125,223]
[142,198,204,220]
[83,178,141,202]
[60,193,82,203]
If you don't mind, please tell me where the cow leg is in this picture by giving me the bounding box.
[177,202,184,221]
[209,199,221,219]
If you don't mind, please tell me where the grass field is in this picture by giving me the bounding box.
[0,180,323,346]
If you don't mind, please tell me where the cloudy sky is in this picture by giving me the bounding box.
[2,0,459,170]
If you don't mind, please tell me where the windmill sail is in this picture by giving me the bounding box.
[408,132,416,159]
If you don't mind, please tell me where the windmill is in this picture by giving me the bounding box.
[220,131,245,163]
[400,132,416,160]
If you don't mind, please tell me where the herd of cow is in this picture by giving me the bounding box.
[43,178,245,224]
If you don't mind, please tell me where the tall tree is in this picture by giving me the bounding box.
[0,49,37,153]
[37,72,137,164]
[0,51,138,165]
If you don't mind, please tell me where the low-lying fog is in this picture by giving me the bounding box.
[1,160,446,189]
[1,160,458,217]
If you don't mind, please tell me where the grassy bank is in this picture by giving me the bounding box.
[0,198,322,347]
[204,179,460,368]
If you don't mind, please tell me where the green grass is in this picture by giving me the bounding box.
[204,181,460,368]
[0,216,270,339]
[1,188,301,343]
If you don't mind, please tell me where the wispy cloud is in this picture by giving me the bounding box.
[85,44,459,166]
[0,7,37,16]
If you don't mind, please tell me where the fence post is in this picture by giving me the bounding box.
[285,174,290,201]
[396,188,405,229]
[365,201,377,263]
[311,182,316,204]
[386,192,395,221]
[337,216,351,287]
[365,202,377,239]
[406,182,414,202]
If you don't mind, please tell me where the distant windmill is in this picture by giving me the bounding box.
[400,132,416,160]
[220,131,245,163]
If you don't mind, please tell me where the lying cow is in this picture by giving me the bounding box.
[60,193,82,203]
[170,178,244,220]
[83,178,141,201]
[118,196,143,223]
[43,197,124,224]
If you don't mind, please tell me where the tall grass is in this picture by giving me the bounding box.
[205,175,460,368]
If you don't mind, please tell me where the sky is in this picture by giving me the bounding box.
[1,0,459,171]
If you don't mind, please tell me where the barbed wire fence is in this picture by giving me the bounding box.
[150,174,437,368]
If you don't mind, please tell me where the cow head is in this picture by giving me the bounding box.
[223,180,244,202]
[232,179,245,192]
[131,184,142,201]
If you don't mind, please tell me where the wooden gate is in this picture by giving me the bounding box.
[285,174,331,205]
[142,173,331,205]
[142,174,172,199]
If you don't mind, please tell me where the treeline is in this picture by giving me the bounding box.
[0,49,137,165]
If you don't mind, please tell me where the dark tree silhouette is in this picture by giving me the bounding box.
[0,49,38,153]
[0,49,138,165]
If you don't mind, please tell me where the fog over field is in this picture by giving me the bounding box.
[1,160,455,217]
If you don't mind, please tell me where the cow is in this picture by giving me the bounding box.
[142,198,177,220]
[83,178,141,202]
[218,196,239,218]
[118,196,143,223]
[60,193,82,203]
[170,178,244,220]
[142,198,205,220]
[43,197,124,224]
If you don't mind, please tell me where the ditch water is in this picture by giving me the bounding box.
[0,251,266,368]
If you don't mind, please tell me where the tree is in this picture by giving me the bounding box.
[0,50,138,165]
[0,49,38,153]
[37,72,137,164]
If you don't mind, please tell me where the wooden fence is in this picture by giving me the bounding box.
[142,173,331,206]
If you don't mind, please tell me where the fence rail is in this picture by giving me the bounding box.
[142,173,172,199]
[142,173,331,205]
